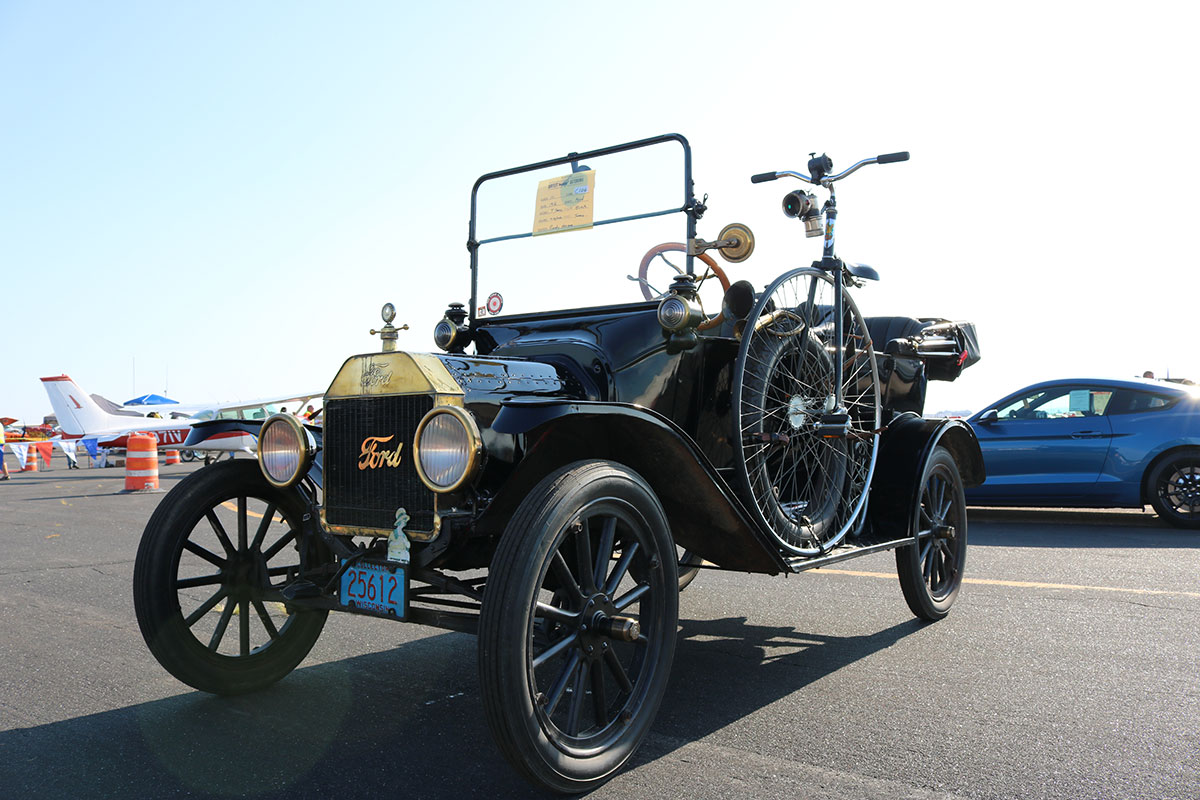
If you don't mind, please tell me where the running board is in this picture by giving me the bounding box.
[785,536,915,573]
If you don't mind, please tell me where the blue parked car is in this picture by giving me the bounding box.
[965,378,1200,528]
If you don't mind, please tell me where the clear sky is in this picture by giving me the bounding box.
[2,2,1196,424]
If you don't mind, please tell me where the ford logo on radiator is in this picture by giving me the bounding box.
[358,435,404,470]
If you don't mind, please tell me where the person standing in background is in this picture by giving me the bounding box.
[0,426,10,481]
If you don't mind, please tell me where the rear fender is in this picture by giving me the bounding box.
[868,414,984,539]
[487,399,786,574]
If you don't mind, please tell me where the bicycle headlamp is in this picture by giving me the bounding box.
[782,190,823,238]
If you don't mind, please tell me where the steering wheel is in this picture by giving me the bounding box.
[637,243,731,303]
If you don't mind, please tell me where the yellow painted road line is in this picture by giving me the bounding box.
[218,501,277,521]
[820,568,1200,600]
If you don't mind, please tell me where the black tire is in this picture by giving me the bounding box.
[677,549,703,592]
[479,460,678,794]
[1147,449,1200,529]
[732,268,880,556]
[180,450,199,463]
[896,446,967,621]
[133,459,329,695]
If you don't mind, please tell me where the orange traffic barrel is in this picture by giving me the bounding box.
[23,449,38,472]
[164,450,181,465]
[123,434,160,491]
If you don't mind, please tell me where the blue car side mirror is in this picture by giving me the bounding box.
[978,409,999,425]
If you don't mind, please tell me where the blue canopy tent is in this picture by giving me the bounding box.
[124,393,177,406]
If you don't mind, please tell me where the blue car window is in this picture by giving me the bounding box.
[1106,390,1180,415]
[998,387,1113,420]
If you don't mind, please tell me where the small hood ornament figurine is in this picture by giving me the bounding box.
[370,302,409,352]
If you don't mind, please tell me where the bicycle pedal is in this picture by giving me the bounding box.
[816,413,851,438]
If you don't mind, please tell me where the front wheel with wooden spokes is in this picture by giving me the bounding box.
[479,460,678,795]
[133,459,330,695]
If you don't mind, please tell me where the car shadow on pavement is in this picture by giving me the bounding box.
[633,616,921,768]
[968,508,1200,549]
[0,631,538,800]
[0,616,920,799]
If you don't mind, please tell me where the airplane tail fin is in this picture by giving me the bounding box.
[40,375,126,435]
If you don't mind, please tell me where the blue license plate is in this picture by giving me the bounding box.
[340,560,407,619]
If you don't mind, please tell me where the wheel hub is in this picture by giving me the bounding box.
[787,396,817,429]
[576,594,638,660]
[1170,472,1200,506]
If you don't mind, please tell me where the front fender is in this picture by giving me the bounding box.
[186,419,324,488]
[184,419,261,447]
[486,399,786,575]
[868,414,984,539]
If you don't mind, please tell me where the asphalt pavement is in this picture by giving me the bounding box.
[1,457,1197,800]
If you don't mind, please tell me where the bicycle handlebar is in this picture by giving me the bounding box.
[750,151,909,186]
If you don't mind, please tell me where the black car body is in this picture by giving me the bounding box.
[137,134,984,794]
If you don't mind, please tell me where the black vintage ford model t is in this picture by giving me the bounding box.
[133,134,983,793]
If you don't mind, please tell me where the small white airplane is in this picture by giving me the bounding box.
[41,375,322,455]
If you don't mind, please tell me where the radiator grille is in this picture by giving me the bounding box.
[323,394,436,532]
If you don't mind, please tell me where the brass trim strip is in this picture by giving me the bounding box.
[320,508,441,542]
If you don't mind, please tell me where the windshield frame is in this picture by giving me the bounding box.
[467,133,698,325]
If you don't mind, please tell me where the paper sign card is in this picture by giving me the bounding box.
[532,170,595,235]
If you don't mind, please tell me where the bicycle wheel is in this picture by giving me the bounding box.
[731,267,880,555]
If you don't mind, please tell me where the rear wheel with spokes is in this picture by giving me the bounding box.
[732,267,880,555]
[133,459,330,694]
[896,446,967,621]
[479,460,678,794]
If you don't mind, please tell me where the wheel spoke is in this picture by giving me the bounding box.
[237,497,248,553]
[207,597,236,651]
[184,587,227,627]
[614,582,650,612]
[533,630,580,670]
[252,599,280,640]
[204,511,236,558]
[604,541,639,596]
[550,551,586,605]
[176,572,224,590]
[594,516,616,589]
[261,527,298,562]
[603,646,634,693]
[249,503,276,553]
[566,660,589,736]
[183,539,226,569]
[543,650,581,716]
[591,657,609,727]
[239,598,250,656]
[575,520,596,594]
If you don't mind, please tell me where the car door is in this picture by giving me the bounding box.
[971,385,1114,503]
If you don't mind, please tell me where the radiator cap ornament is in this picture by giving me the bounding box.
[370,302,409,352]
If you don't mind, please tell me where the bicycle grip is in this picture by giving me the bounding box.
[877,151,910,164]
[751,172,779,183]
